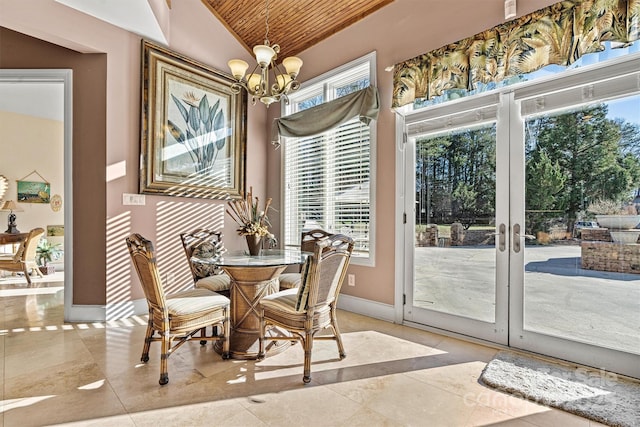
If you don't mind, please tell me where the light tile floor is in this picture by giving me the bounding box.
[0,280,606,427]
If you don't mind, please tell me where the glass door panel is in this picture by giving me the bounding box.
[406,116,508,344]
[514,93,640,376]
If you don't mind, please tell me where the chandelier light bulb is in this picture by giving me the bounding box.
[282,56,303,78]
[247,73,263,94]
[228,59,249,80]
[275,73,292,90]
[253,44,276,68]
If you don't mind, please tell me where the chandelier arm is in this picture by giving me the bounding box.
[288,80,301,92]
[230,82,244,94]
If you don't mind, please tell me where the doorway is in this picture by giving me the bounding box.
[0,69,73,321]
[400,54,640,379]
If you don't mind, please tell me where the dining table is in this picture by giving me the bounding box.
[213,248,310,359]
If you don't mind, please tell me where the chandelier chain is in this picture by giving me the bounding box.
[264,0,270,45]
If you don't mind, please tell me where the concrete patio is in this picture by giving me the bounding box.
[414,244,640,355]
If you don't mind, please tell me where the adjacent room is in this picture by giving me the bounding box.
[0,0,638,426]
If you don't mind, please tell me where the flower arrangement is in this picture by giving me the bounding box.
[226,187,273,237]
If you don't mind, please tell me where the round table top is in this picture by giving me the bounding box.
[215,248,310,267]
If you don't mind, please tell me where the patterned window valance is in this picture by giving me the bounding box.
[392,0,640,108]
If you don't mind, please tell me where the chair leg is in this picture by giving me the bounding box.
[159,330,170,385]
[331,309,346,359]
[257,309,266,360]
[141,314,153,363]
[32,263,44,278]
[303,331,313,384]
[22,265,32,285]
[221,314,230,359]
[199,327,207,345]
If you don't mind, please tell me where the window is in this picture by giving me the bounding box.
[282,52,376,265]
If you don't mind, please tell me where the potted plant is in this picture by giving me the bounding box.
[588,199,640,243]
[36,238,62,274]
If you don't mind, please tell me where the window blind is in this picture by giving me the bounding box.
[283,53,375,260]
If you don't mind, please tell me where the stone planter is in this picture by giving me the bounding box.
[595,215,640,230]
[609,230,640,244]
[595,215,640,243]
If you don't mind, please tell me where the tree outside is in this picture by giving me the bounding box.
[525,103,640,237]
[416,100,640,241]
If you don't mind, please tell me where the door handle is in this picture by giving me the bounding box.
[494,223,506,252]
[513,224,535,253]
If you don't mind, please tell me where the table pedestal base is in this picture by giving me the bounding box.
[218,264,291,359]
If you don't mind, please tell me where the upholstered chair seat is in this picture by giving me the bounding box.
[277,229,334,290]
[276,272,302,290]
[195,273,231,293]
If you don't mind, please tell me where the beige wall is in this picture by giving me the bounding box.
[0,0,262,309]
[0,0,560,313]
[267,0,559,305]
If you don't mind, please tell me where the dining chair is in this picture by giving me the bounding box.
[278,228,334,290]
[258,234,354,383]
[180,228,231,297]
[0,227,44,285]
[126,233,230,385]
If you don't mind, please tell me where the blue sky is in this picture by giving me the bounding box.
[525,42,639,125]
[607,97,639,125]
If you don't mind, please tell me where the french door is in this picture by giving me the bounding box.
[403,93,509,345]
[402,54,640,378]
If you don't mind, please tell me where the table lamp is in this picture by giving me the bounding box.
[0,200,23,233]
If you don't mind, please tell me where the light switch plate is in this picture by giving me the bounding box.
[123,193,146,205]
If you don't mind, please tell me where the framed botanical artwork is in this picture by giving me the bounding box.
[17,180,50,203]
[140,40,247,199]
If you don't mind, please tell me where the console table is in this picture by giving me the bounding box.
[0,232,28,253]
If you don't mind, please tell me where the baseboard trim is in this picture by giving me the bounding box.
[337,294,396,323]
[67,295,394,324]
[66,299,148,322]
[65,304,106,322]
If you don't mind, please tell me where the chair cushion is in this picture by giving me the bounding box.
[278,272,301,289]
[195,273,231,292]
[166,288,229,315]
[260,288,300,313]
[294,257,312,311]
[191,241,224,278]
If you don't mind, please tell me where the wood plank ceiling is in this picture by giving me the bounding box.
[201,0,394,61]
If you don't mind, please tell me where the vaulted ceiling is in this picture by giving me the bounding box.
[200,0,394,61]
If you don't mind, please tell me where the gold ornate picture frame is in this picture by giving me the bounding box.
[140,40,247,199]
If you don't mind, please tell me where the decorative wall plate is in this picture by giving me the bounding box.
[51,194,63,212]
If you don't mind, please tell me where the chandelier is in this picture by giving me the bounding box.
[227,0,303,107]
